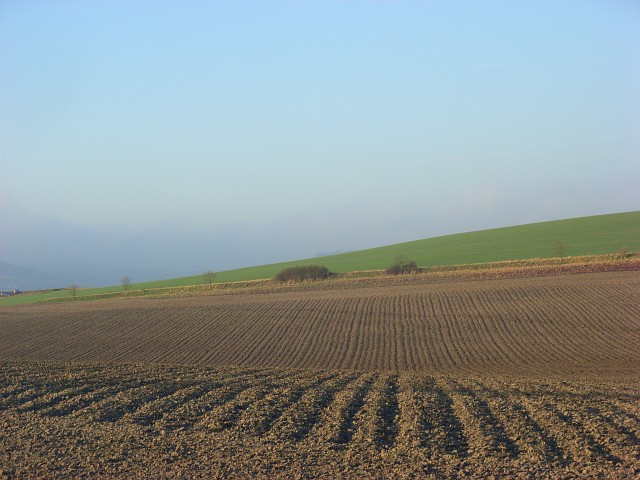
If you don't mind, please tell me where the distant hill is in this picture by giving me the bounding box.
[0,261,60,291]
[2,211,638,305]
[137,211,639,289]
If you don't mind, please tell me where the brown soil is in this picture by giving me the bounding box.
[0,271,637,380]
[0,362,638,479]
[0,270,638,478]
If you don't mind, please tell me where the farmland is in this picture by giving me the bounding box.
[1,269,638,478]
[0,362,638,478]
[0,271,638,378]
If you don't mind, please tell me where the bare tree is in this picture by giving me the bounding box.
[121,276,132,294]
[69,284,79,300]
[617,246,628,259]
[555,242,567,263]
[203,270,217,288]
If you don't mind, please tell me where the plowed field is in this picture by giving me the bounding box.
[1,271,638,378]
[0,271,639,478]
[0,362,638,479]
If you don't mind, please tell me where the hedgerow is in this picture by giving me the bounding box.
[385,257,419,275]
[274,265,331,283]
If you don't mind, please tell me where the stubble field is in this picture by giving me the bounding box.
[0,270,638,478]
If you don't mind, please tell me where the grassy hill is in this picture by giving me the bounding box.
[142,211,639,286]
[2,211,638,305]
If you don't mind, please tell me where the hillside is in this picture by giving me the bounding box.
[1,211,637,305]
[2,253,638,478]
[138,211,640,288]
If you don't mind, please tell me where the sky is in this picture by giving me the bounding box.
[1,1,639,287]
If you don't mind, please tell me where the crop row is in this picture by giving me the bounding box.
[1,272,637,379]
[1,362,637,476]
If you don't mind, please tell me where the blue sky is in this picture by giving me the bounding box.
[1,1,639,287]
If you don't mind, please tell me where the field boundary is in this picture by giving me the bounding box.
[2,253,637,306]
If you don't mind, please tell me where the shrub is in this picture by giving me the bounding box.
[274,265,331,283]
[385,256,419,275]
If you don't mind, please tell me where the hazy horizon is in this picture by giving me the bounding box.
[2,1,639,288]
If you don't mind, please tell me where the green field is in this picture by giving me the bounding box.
[2,211,638,306]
